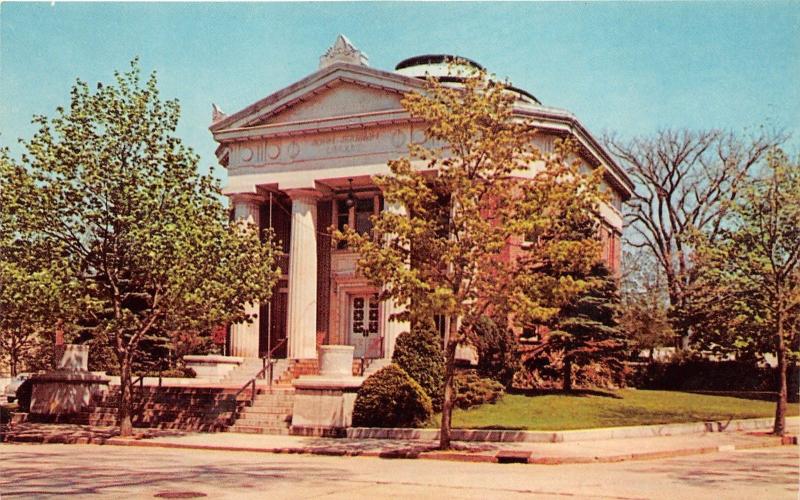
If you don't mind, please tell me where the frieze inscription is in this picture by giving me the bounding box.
[231,127,414,168]
[310,131,381,155]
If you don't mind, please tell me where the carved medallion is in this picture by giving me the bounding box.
[288,141,300,159]
[391,129,406,149]
[240,147,253,162]
[267,144,281,159]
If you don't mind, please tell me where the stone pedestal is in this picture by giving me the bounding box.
[29,344,109,417]
[183,355,244,381]
[290,345,364,436]
[318,345,355,377]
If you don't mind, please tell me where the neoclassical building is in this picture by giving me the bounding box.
[210,35,633,362]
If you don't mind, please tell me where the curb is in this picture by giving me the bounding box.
[347,416,800,443]
[5,432,792,466]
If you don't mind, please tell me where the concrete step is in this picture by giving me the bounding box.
[254,394,294,406]
[93,404,240,414]
[229,425,290,435]
[235,416,292,426]
[364,358,391,377]
[245,405,292,413]
[99,395,241,404]
[112,398,240,405]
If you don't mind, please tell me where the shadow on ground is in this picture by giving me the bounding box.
[630,448,798,493]
[507,388,624,399]
[0,446,348,497]
[2,423,185,444]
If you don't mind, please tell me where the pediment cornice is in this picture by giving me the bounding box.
[210,63,424,134]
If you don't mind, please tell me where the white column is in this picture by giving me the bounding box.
[229,194,263,358]
[286,190,320,359]
[382,200,411,359]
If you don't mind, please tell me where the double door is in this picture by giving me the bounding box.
[349,293,382,358]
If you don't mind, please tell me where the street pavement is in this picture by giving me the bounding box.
[3,421,796,464]
[1,442,797,499]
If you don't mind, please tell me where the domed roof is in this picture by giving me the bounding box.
[394,54,540,105]
[395,54,484,78]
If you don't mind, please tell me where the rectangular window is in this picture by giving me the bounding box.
[336,199,350,233]
[335,195,382,249]
[336,199,350,249]
[355,198,374,236]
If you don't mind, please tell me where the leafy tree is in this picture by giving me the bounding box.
[689,149,800,435]
[0,256,78,376]
[606,130,782,347]
[526,264,626,391]
[0,151,84,375]
[337,65,603,449]
[619,248,674,361]
[1,60,279,436]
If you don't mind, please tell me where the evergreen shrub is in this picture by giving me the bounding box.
[469,316,519,388]
[352,364,432,428]
[392,326,445,410]
[454,370,505,409]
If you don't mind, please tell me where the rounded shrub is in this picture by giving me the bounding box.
[392,326,445,410]
[352,364,433,428]
[454,370,505,409]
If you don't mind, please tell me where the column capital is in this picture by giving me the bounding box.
[230,192,267,205]
[284,189,323,204]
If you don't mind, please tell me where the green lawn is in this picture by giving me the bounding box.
[429,390,800,431]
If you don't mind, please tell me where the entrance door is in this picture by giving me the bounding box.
[349,293,382,359]
[260,290,288,358]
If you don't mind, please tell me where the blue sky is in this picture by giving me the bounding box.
[1,2,798,180]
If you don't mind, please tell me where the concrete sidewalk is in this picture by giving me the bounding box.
[3,421,797,465]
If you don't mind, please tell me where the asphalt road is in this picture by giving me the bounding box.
[0,443,797,499]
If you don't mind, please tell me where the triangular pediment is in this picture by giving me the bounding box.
[256,81,404,126]
[211,64,422,133]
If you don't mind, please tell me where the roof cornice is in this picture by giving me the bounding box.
[209,63,425,133]
[514,106,635,198]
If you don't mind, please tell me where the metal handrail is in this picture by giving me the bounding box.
[232,360,273,422]
[131,372,164,390]
[231,338,287,422]
[262,338,287,385]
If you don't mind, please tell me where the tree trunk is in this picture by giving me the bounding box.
[563,356,573,392]
[10,336,18,377]
[439,319,459,451]
[118,355,134,437]
[773,313,787,436]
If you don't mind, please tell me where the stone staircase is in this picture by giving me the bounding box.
[225,359,387,435]
[48,357,387,436]
[223,359,309,435]
[228,389,295,435]
[274,359,320,385]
